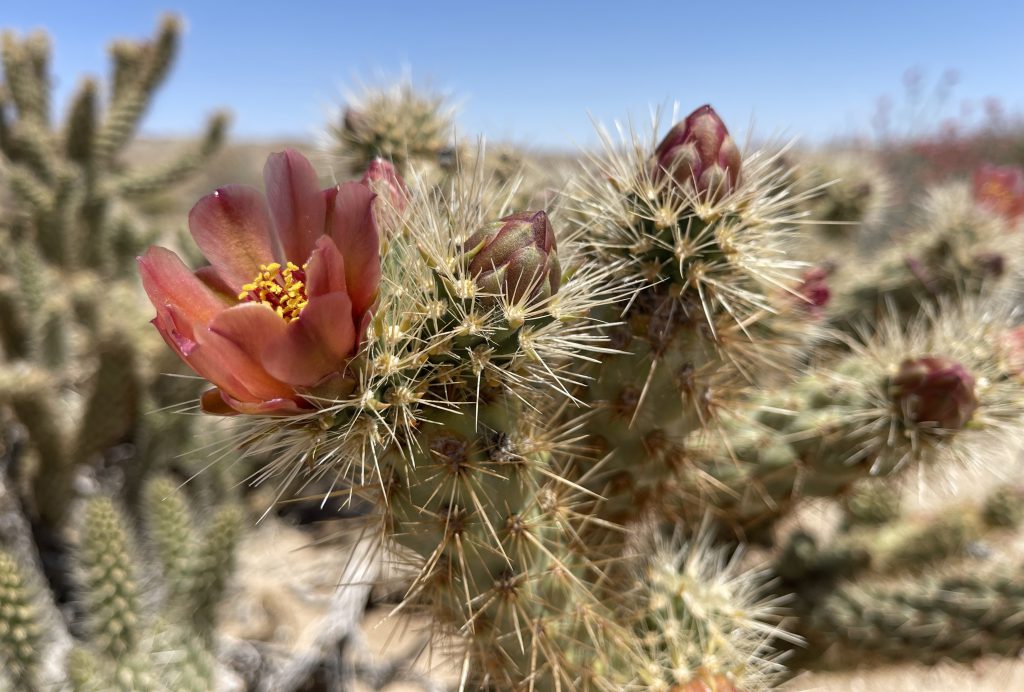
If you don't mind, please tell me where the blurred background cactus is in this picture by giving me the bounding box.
[2,7,1024,692]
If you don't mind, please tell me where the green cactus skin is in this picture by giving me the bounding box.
[0,15,228,533]
[0,549,44,689]
[839,481,902,530]
[776,486,1024,585]
[186,503,242,639]
[76,497,143,659]
[378,391,629,691]
[797,568,1024,668]
[329,79,453,178]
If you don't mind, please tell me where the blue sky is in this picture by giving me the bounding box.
[4,1,1022,148]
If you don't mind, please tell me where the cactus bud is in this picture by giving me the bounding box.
[465,210,560,303]
[890,356,978,429]
[653,104,742,199]
[973,251,1005,278]
[361,157,409,214]
[796,266,831,316]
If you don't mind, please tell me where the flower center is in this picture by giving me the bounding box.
[237,262,309,322]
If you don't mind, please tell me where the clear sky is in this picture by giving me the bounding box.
[4,1,1022,148]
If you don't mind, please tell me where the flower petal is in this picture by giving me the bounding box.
[138,247,229,342]
[200,388,239,415]
[205,303,299,401]
[161,304,261,404]
[262,292,356,387]
[264,149,327,263]
[305,236,347,297]
[189,184,278,291]
[328,182,380,316]
[201,387,307,416]
[195,265,238,300]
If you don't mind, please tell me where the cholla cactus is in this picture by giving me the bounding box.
[328,77,454,179]
[827,181,1023,328]
[137,92,1024,689]
[793,151,891,246]
[0,15,229,531]
[799,566,1024,667]
[565,105,817,530]
[619,524,796,692]
[0,550,44,689]
[0,482,240,692]
[672,300,1024,538]
[139,147,636,688]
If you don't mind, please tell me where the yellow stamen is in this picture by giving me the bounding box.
[237,261,309,322]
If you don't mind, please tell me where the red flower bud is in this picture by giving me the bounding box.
[653,104,742,199]
[796,266,831,316]
[465,211,560,303]
[361,158,409,213]
[890,356,978,430]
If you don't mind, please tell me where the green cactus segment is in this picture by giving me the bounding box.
[839,481,903,529]
[64,488,232,690]
[0,550,44,689]
[187,503,241,638]
[329,79,453,177]
[829,183,1020,329]
[623,532,792,692]
[777,488,1024,584]
[76,498,143,659]
[142,476,195,598]
[66,647,115,692]
[677,299,1024,538]
[383,393,624,690]
[568,114,813,533]
[0,15,228,530]
[802,569,1024,666]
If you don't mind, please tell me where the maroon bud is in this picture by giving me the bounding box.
[973,251,1006,278]
[361,158,409,214]
[653,104,742,199]
[796,266,831,316]
[890,356,978,429]
[465,211,561,303]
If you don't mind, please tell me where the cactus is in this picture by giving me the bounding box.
[127,83,1024,688]
[329,77,454,178]
[564,106,822,535]
[777,484,1024,585]
[0,550,44,689]
[0,484,243,691]
[656,299,1024,540]
[827,182,1022,329]
[0,15,228,539]
[798,567,1024,667]
[618,525,797,691]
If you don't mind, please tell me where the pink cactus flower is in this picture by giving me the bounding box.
[973,164,1024,221]
[653,104,742,199]
[138,149,380,415]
